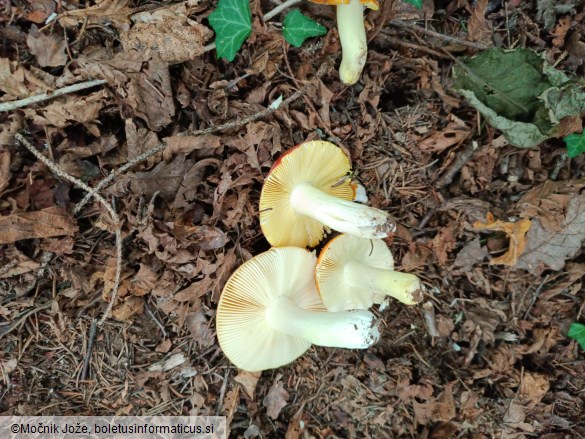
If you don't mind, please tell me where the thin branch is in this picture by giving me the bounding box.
[80,318,98,381]
[435,140,480,189]
[388,19,490,51]
[0,79,108,112]
[74,61,332,214]
[15,134,122,326]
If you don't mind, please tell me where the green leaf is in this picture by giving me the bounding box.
[208,0,252,61]
[568,322,585,350]
[564,130,585,158]
[403,0,423,8]
[283,10,327,48]
[452,48,585,148]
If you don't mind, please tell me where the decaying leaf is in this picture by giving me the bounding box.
[0,150,11,195]
[234,370,261,399]
[453,48,585,148]
[26,25,68,68]
[0,206,78,244]
[58,0,132,30]
[516,191,585,271]
[263,374,289,419]
[419,114,471,152]
[467,0,492,45]
[473,213,531,266]
[121,4,213,63]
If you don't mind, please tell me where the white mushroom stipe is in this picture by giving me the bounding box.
[290,182,396,239]
[265,296,380,349]
[337,0,368,85]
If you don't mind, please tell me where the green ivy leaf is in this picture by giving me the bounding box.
[564,130,585,158]
[403,0,423,8]
[283,9,327,48]
[568,322,585,350]
[208,0,252,61]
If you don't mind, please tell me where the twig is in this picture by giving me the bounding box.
[80,318,98,381]
[0,79,108,112]
[15,134,122,326]
[435,140,480,188]
[74,62,332,214]
[203,0,303,54]
[388,20,490,51]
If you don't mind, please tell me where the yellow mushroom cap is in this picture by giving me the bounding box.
[308,0,380,10]
[216,247,325,372]
[316,234,423,311]
[259,141,354,248]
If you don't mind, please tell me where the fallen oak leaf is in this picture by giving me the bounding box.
[473,213,531,266]
[0,206,78,244]
[26,25,68,68]
[516,190,585,272]
[263,374,289,419]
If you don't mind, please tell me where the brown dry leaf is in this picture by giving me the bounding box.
[234,370,261,400]
[285,409,306,439]
[0,150,10,195]
[0,247,41,279]
[121,5,212,63]
[516,191,585,272]
[70,51,175,131]
[453,237,489,272]
[125,119,160,162]
[467,0,493,44]
[24,89,109,135]
[172,224,228,250]
[517,180,585,233]
[0,206,78,244]
[59,0,132,30]
[163,135,222,160]
[112,295,144,321]
[263,374,289,419]
[21,0,55,23]
[419,115,471,152]
[111,156,193,200]
[431,224,458,267]
[412,382,456,425]
[551,16,571,47]
[0,58,52,99]
[518,372,550,409]
[473,213,531,266]
[173,279,212,302]
[26,26,67,68]
[185,310,214,347]
[171,158,221,211]
[131,263,158,296]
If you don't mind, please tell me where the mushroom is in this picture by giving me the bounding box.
[315,234,424,312]
[310,0,379,84]
[259,140,395,248]
[216,246,380,371]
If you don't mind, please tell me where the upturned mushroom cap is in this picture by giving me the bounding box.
[259,141,355,247]
[315,234,424,311]
[217,247,325,372]
[217,246,381,371]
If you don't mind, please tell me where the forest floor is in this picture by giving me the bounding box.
[1,0,585,437]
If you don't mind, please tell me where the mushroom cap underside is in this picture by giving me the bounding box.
[217,247,325,371]
[259,140,355,248]
[316,234,394,311]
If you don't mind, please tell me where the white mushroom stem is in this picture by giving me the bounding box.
[265,296,380,348]
[337,0,367,85]
[290,182,395,238]
[344,260,423,305]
